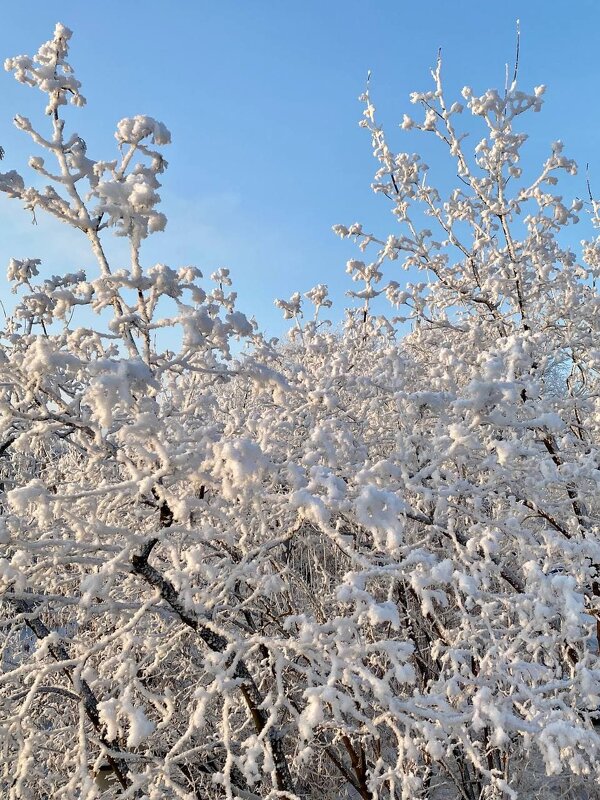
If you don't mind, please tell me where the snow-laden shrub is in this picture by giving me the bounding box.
[0,24,599,800]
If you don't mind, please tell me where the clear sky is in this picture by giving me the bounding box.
[0,1,597,338]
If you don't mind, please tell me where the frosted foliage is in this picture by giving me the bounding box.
[0,26,598,800]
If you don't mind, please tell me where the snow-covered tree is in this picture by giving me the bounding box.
[0,23,599,800]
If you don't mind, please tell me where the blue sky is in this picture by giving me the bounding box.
[0,1,597,338]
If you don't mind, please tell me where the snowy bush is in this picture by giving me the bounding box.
[0,23,599,800]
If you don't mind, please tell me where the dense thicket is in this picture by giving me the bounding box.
[0,24,599,800]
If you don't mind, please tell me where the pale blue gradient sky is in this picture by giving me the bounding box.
[0,1,597,337]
